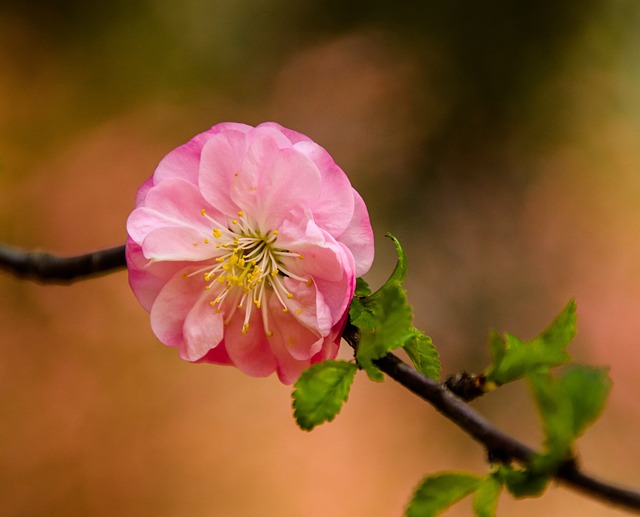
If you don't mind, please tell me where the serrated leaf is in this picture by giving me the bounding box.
[292,360,358,431]
[496,465,549,498]
[406,473,482,517]
[485,300,576,385]
[473,475,502,517]
[356,282,413,381]
[349,295,376,330]
[355,277,371,297]
[403,331,441,380]
[529,365,612,467]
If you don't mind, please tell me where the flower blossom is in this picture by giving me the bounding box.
[126,122,374,383]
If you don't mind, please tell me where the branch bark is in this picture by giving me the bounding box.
[373,349,640,513]
[0,244,126,284]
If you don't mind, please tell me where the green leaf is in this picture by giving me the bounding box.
[496,465,549,498]
[488,329,506,371]
[473,475,502,517]
[383,232,408,287]
[355,277,371,297]
[356,282,414,381]
[528,371,575,465]
[560,365,611,438]
[539,299,577,351]
[485,300,576,385]
[403,330,441,380]
[406,473,482,517]
[529,365,611,466]
[351,235,438,382]
[349,295,377,330]
[292,360,358,431]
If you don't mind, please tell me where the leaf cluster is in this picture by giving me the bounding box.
[292,234,440,430]
[406,301,612,516]
[291,235,613,516]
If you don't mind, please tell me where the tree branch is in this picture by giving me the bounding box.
[2,243,639,512]
[343,324,640,513]
[0,244,127,284]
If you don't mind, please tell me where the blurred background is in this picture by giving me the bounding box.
[2,1,640,515]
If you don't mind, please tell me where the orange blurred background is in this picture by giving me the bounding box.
[2,1,640,515]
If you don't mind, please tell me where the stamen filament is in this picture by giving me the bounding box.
[189,208,308,335]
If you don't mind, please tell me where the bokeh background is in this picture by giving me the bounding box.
[2,1,640,515]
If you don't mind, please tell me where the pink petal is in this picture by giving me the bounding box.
[150,268,209,348]
[231,137,322,230]
[197,344,233,366]
[268,328,316,385]
[277,219,356,322]
[223,311,277,378]
[210,122,253,135]
[257,122,312,145]
[281,276,333,336]
[126,239,186,311]
[293,140,355,237]
[142,226,216,262]
[268,291,324,361]
[153,130,215,184]
[310,318,346,365]
[335,190,375,277]
[134,177,154,206]
[225,135,278,216]
[246,124,296,148]
[278,219,352,282]
[198,129,249,216]
[127,178,218,245]
[180,295,225,361]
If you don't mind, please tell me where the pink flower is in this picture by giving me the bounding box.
[126,122,374,383]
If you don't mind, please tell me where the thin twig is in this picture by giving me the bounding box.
[342,323,640,513]
[0,244,127,284]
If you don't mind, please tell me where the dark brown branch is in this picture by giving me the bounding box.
[374,353,536,462]
[0,244,127,284]
[343,324,640,513]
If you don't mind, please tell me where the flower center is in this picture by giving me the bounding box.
[185,209,308,336]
